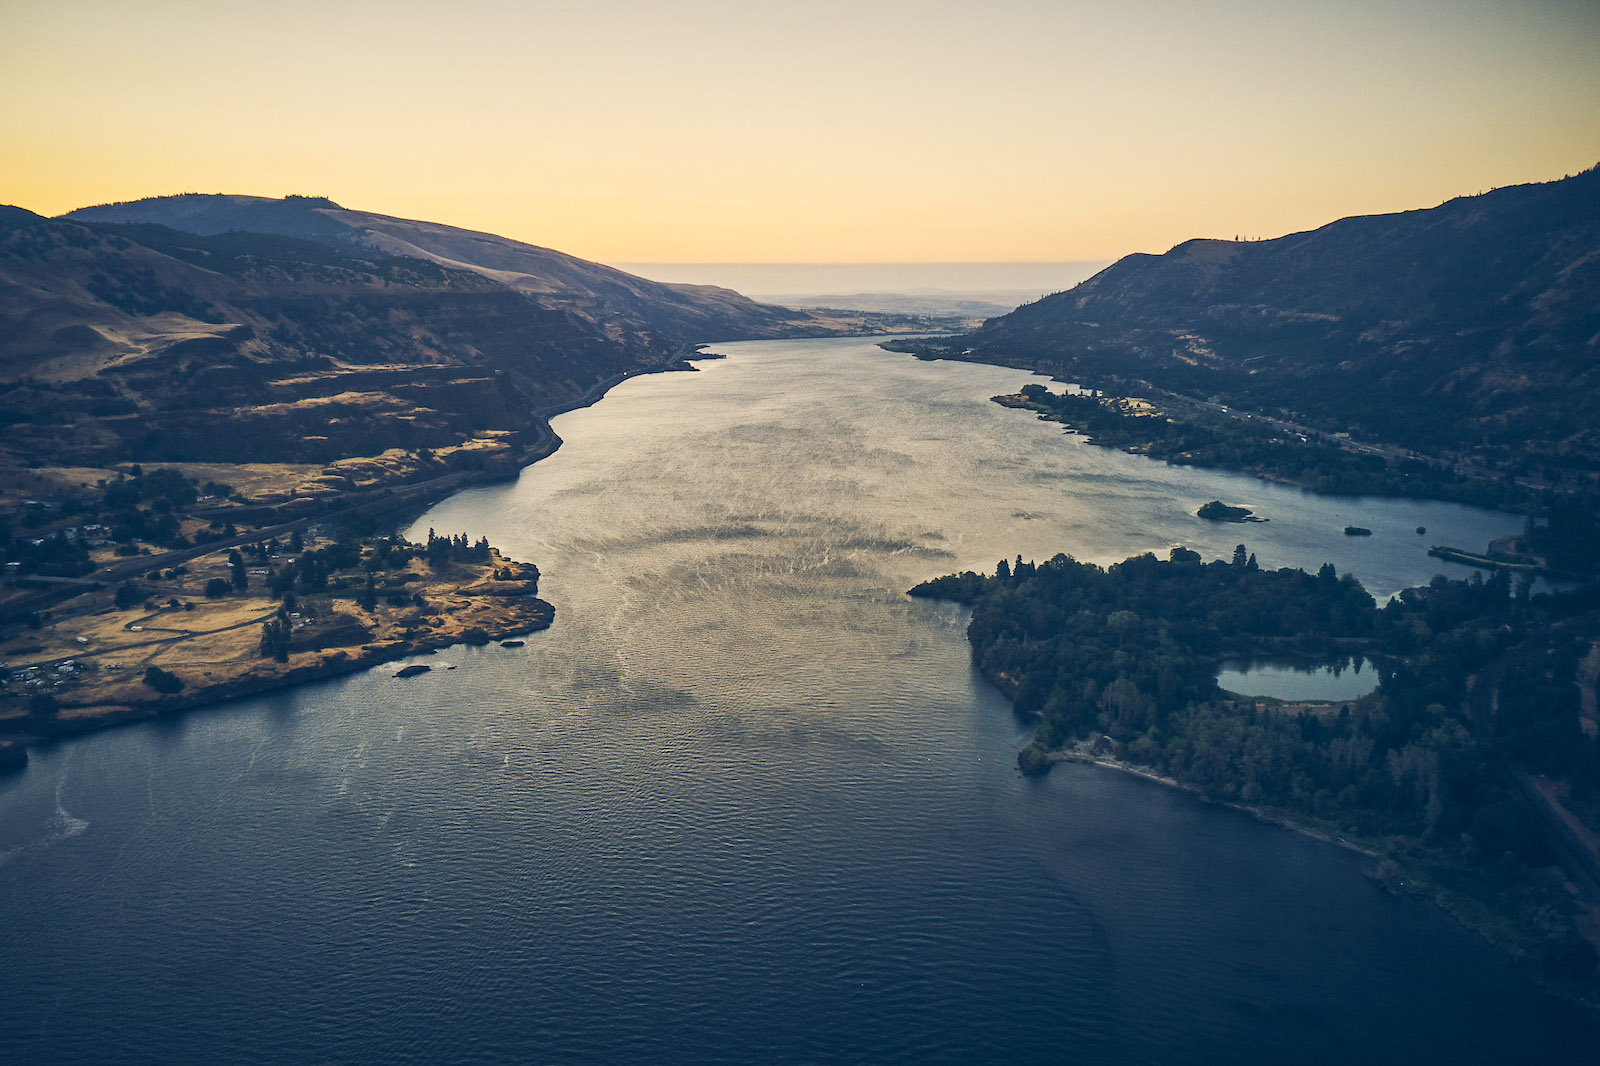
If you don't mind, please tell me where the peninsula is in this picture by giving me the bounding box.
[1,525,551,767]
[911,549,1600,991]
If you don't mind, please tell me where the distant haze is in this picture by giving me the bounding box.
[616,262,1111,313]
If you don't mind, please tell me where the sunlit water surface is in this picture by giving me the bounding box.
[2,338,1594,1063]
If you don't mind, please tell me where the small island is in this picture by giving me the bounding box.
[1197,500,1265,523]
[1343,525,1372,536]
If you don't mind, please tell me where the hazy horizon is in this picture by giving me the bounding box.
[613,260,1112,300]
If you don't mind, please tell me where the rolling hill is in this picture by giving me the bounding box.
[0,195,921,473]
[65,193,814,345]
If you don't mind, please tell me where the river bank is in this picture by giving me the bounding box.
[0,545,553,769]
[0,348,743,769]
[1052,740,1600,1017]
[907,347,1536,514]
[7,335,1593,1064]
[1051,746,1380,858]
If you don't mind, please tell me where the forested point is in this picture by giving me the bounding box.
[911,547,1600,980]
[996,382,1520,510]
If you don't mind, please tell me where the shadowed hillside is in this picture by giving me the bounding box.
[65,193,833,346]
[1,196,946,474]
[0,212,670,467]
[905,167,1600,476]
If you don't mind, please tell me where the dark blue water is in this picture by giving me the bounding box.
[2,338,1594,1062]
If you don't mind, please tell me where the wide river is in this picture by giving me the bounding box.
[3,338,1595,1062]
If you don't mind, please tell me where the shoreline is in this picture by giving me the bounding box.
[1,584,554,769]
[1050,751,1600,1016]
[0,344,725,770]
[1051,749,1380,858]
[1,336,874,768]
[3,602,552,756]
[891,339,1542,515]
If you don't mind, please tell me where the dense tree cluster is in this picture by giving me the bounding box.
[259,612,291,662]
[913,548,1600,977]
[1523,500,1600,576]
[1009,385,1514,510]
[424,529,491,569]
[100,467,198,511]
[1,531,92,578]
[141,665,184,694]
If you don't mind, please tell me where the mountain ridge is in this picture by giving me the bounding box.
[0,195,941,477]
[64,193,814,346]
[933,166,1600,474]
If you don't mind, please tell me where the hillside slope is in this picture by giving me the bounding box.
[947,167,1600,468]
[4,193,947,474]
[65,194,814,345]
[0,211,663,467]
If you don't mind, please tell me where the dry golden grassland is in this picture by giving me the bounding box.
[0,544,549,734]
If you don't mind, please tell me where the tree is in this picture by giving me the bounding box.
[204,577,230,598]
[229,550,248,592]
[426,529,451,570]
[1232,544,1249,567]
[142,665,184,694]
[259,615,290,662]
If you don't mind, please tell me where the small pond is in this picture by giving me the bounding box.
[1215,656,1380,702]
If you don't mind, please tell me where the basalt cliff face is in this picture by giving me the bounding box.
[948,167,1600,466]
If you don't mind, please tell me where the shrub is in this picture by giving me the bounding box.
[142,666,184,694]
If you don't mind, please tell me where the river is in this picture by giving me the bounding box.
[2,337,1593,1062]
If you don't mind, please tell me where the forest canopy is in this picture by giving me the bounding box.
[911,548,1600,979]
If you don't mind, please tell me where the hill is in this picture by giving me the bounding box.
[0,213,667,468]
[902,167,1600,480]
[65,193,818,345]
[1,195,946,473]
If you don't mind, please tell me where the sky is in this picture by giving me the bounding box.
[2,0,1596,264]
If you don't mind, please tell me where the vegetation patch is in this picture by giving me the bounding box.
[913,547,1600,981]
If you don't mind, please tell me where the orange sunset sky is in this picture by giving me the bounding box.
[3,0,1597,264]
